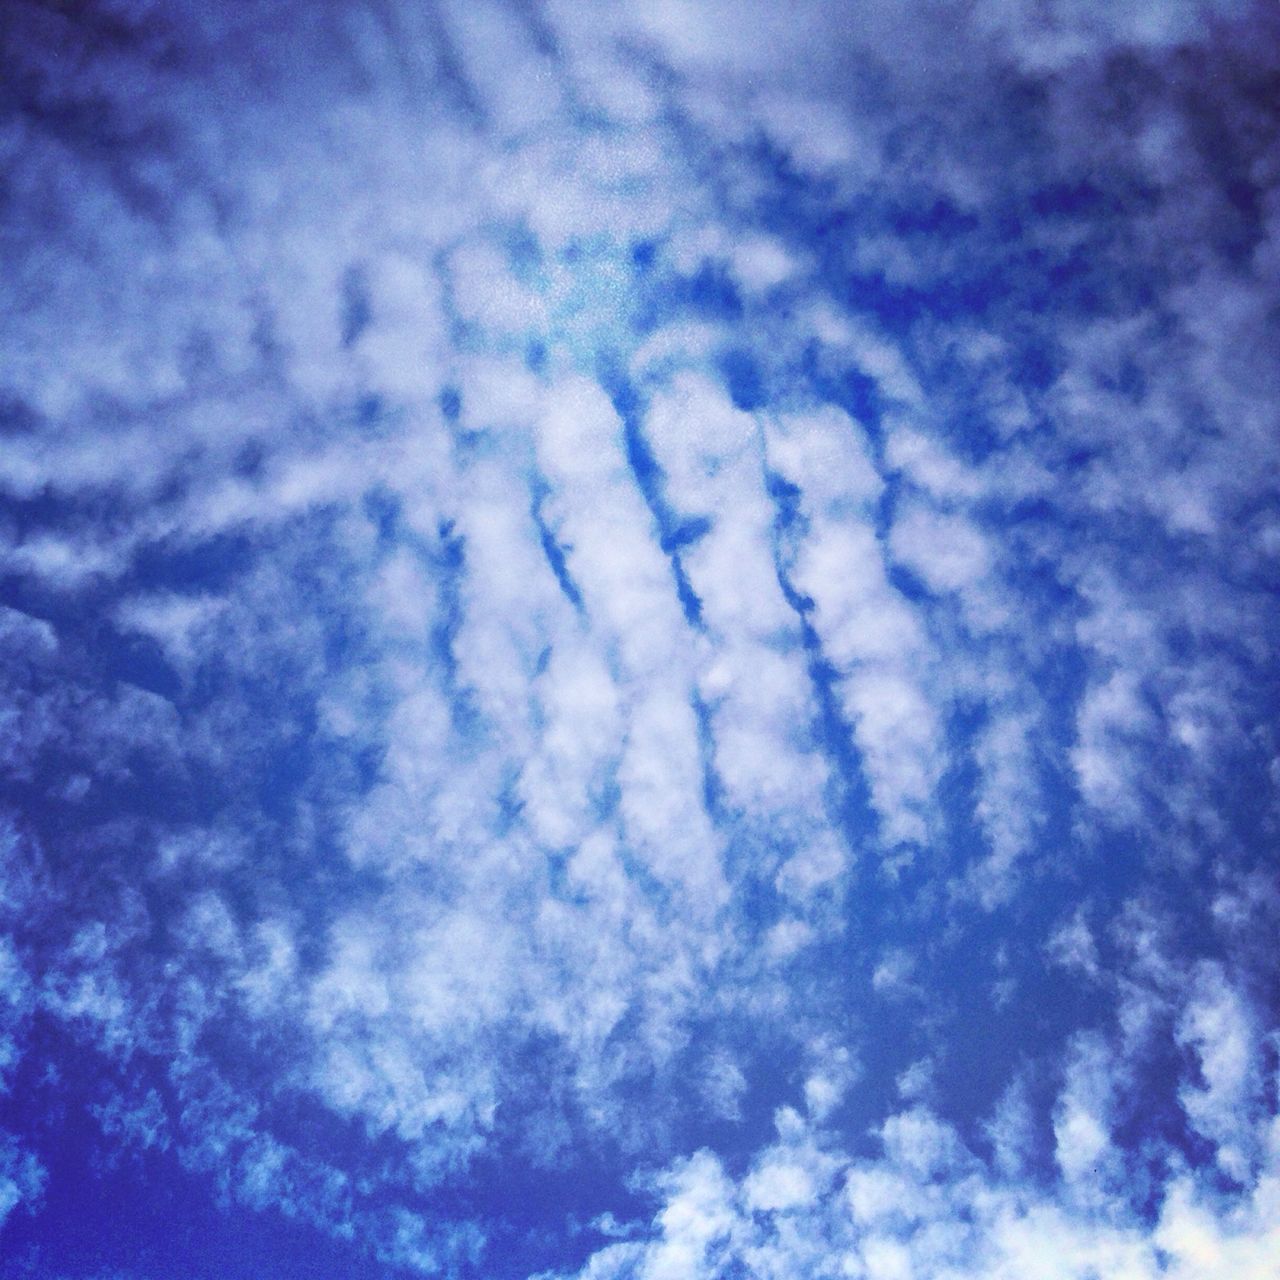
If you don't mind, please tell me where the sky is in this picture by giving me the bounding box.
[0,1,1278,1277]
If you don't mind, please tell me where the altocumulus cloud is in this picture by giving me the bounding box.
[1,1,1278,1277]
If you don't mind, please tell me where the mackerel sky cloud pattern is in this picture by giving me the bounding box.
[1,2,1279,1277]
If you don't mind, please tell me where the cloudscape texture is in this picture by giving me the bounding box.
[1,1,1278,1276]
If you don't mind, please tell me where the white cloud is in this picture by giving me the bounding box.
[889,503,993,596]
[1070,670,1154,823]
[1,2,1277,1274]
[1048,908,1101,981]
[1053,1033,1120,1198]
[1177,963,1262,1183]
[553,964,1280,1280]
[787,515,940,847]
[0,1130,45,1228]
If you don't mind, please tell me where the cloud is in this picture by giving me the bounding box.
[548,965,1280,1280]
[0,1130,45,1229]
[1176,963,1264,1184]
[0,0,1277,1275]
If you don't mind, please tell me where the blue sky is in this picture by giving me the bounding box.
[1,1,1279,1276]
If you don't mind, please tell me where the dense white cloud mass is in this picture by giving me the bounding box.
[0,0,1278,1276]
